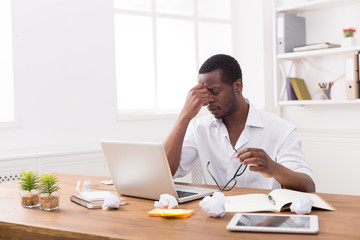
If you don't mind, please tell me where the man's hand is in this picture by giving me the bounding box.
[180,83,209,120]
[236,148,315,192]
[236,148,276,178]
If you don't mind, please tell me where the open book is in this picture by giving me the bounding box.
[225,189,335,213]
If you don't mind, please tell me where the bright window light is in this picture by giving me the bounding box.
[198,22,232,66]
[0,0,15,122]
[156,0,194,16]
[197,0,231,20]
[114,14,155,110]
[114,0,151,12]
[114,0,234,116]
[156,18,196,109]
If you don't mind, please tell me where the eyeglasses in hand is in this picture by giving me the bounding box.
[206,136,247,192]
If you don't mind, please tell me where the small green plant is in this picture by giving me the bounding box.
[38,173,60,195]
[19,170,39,192]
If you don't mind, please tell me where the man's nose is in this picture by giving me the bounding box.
[208,93,215,103]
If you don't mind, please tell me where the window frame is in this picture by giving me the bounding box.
[113,0,235,120]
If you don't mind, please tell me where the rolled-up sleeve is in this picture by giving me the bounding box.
[276,129,316,184]
[173,121,199,178]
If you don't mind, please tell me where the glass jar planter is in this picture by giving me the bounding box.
[39,192,60,211]
[20,190,40,208]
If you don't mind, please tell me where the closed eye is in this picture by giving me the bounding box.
[208,88,220,95]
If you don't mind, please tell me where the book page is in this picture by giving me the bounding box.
[268,189,297,211]
[225,194,278,213]
[269,189,335,211]
[309,194,335,210]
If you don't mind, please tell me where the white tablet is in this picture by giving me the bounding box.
[226,213,319,234]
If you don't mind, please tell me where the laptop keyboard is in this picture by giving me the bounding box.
[176,190,197,198]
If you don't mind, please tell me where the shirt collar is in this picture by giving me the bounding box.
[246,101,264,128]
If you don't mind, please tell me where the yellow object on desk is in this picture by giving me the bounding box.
[147,209,194,218]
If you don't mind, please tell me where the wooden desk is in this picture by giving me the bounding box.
[0,173,359,240]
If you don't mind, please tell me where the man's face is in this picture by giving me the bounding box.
[198,69,239,119]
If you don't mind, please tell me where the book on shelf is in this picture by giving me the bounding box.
[293,42,340,52]
[225,189,335,213]
[358,51,360,98]
[345,53,359,99]
[290,78,312,100]
[277,13,306,54]
[70,194,127,209]
[286,77,298,100]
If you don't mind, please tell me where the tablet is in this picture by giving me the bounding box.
[226,213,319,234]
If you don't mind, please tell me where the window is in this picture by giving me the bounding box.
[0,0,15,122]
[113,0,233,117]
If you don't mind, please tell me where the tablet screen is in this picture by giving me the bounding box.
[227,213,318,234]
[236,215,310,228]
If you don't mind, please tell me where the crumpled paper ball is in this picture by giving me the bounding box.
[199,192,226,218]
[102,192,121,210]
[154,194,178,209]
[290,196,314,215]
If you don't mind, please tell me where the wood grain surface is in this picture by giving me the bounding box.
[0,173,359,240]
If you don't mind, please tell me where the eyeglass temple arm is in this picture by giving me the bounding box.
[225,136,248,177]
[234,164,247,177]
[207,162,224,191]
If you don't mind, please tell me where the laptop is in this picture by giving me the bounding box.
[100,141,216,203]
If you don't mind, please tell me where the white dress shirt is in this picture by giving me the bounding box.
[174,102,315,190]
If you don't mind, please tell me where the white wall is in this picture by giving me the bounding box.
[1,0,177,156]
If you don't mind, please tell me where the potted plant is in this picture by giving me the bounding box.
[19,170,40,208]
[38,173,61,210]
[343,28,356,38]
[342,28,357,47]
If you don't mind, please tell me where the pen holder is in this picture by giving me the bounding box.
[320,88,331,100]
[318,82,333,100]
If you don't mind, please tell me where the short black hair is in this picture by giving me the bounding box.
[199,54,242,85]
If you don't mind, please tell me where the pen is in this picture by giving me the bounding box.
[268,195,276,205]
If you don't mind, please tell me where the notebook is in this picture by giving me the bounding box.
[100,141,216,203]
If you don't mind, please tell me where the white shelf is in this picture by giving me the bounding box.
[277,45,360,60]
[273,0,360,108]
[276,0,360,14]
[279,99,360,106]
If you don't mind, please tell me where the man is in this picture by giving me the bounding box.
[164,54,315,192]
